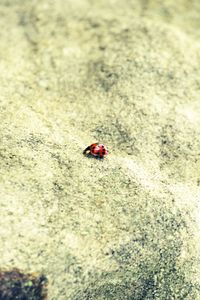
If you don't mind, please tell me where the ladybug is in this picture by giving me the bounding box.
[83,143,108,158]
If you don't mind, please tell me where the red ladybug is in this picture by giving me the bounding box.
[83,143,108,158]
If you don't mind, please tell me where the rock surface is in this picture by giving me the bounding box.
[0,0,200,299]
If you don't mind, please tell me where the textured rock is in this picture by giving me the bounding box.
[0,0,200,299]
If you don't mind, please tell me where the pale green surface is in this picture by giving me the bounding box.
[0,0,200,299]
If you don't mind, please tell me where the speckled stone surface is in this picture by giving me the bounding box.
[0,1,200,299]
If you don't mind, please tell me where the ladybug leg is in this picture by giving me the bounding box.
[83,145,91,155]
[97,154,104,160]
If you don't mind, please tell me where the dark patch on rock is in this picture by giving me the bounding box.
[0,269,48,300]
[87,60,119,92]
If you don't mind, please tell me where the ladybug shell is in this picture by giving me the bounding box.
[90,143,108,157]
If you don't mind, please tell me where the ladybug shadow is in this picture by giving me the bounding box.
[83,153,105,160]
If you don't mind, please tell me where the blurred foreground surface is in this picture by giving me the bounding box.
[0,0,200,299]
